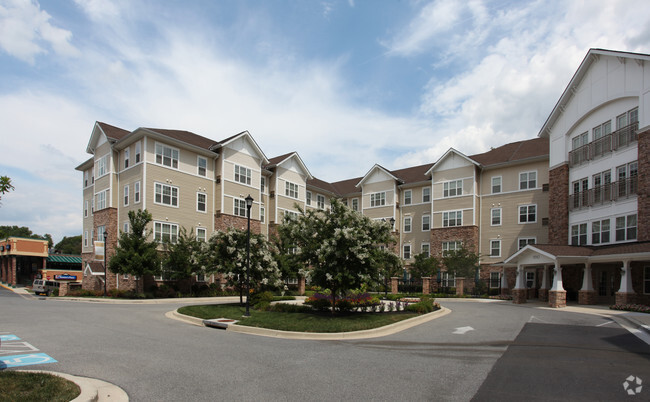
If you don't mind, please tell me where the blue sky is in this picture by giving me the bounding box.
[1,0,649,244]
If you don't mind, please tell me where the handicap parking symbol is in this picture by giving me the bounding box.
[0,353,57,368]
[0,335,20,341]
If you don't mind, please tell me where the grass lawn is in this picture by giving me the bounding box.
[178,303,421,333]
[0,371,80,402]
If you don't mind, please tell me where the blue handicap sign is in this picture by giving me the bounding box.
[0,335,20,341]
[0,353,57,368]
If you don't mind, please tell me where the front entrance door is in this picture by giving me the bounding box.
[596,267,617,304]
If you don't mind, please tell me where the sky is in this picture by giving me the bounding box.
[1,0,649,244]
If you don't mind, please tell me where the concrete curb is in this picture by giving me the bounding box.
[17,370,129,401]
[615,314,650,336]
[170,307,451,340]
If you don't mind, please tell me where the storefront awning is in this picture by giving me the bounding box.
[47,255,82,264]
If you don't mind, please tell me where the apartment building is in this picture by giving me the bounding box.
[505,49,650,307]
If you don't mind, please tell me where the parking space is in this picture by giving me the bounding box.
[0,333,57,369]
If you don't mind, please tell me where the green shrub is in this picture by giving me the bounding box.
[254,301,271,311]
[270,303,312,313]
[251,291,274,305]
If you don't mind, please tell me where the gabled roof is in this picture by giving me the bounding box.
[142,128,218,151]
[357,164,403,188]
[425,148,479,176]
[210,130,270,165]
[539,48,650,138]
[330,177,363,196]
[470,137,548,167]
[85,121,131,153]
[84,262,105,275]
[504,242,650,265]
[307,177,339,195]
[391,163,434,185]
[265,152,313,180]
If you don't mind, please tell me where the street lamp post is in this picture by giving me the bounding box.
[103,231,108,297]
[244,194,254,317]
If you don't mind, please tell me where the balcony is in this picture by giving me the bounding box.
[569,176,638,211]
[569,122,638,168]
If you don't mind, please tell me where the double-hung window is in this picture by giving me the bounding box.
[422,187,431,203]
[491,208,501,226]
[96,154,109,178]
[571,223,587,246]
[261,177,266,193]
[197,157,207,177]
[403,244,411,259]
[519,171,537,190]
[518,204,536,223]
[491,177,502,193]
[616,214,637,242]
[317,195,325,210]
[422,215,430,231]
[421,243,430,257]
[135,141,142,163]
[285,181,299,199]
[442,241,462,255]
[154,222,178,244]
[404,217,412,232]
[154,183,179,207]
[260,206,265,224]
[235,165,251,185]
[134,181,141,203]
[443,211,462,227]
[197,192,206,212]
[84,200,89,218]
[404,190,412,205]
[234,198,247,217]
[306,191,312,206]
[370,192,386,207]
[592,219,610,244]
[124,149,130,169]
[196,227,207,242]
[351,198,359,211]
[155,143,179,169]
[489,272,500,288]
[443,180,462,197]
[124,185,129,206]
[518,237,535,250]
[97,225,105,241]
[96,190,108,210]
[490,240,501,257]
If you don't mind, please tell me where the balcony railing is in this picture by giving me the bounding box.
[569,176,638,211]
[569,122,638,168]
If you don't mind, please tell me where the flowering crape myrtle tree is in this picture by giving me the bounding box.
[206,229,282,305]
[279,198,396,313]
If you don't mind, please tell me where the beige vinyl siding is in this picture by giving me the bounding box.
[146,164,215,227]
[433,209,474,228]
[480,160,549,195]
[117,164,145,227]
[432,166,474,198]
[82,185,95,253]
[275,167,306,213]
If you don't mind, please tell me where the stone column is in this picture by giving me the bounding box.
[391,277,399,294]
[539,265,549,302]
[578,263,597,305]
[512,265,527,304]
[422,277,431,294]
[548,261,566,308]
[455,277,465,296]
[500,267,509,296]
[615,260,636,305]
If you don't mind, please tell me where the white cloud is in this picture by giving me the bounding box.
[0,0,78,63]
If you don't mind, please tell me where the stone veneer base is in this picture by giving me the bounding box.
[578,290,597,305]
[512,289,527,304]
[548,290,566,308]
[538,288,549,302]
[615,292,636,305]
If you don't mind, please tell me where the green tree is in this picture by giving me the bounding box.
[410,253,440,280]
[54,235,82,254]
[442,246,480,279]
[109,209,161,291]
[376,248,402,296]
[0,225,52,246]
[0,176,14,206]
[162,227,204,282]
[279,198,395,313]
[206,228,281,305]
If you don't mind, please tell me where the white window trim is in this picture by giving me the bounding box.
[154,221,179,244]
[403,244,412,260]
[154,142,180,170]
[124,185,129,207]
[519,170,538,190]
[491,176,502,194]
[442,210,463,227]
[422,215,431,231]
[421,243,430,257]
[518,204,537,224]
[422,187,431,203]
[196,227,207,242]
[124,148,130,169]
[234,164,252,186]
[370,192,386,207]
[154,182,180,208]
[404,189,412,205]
[84,200,89,218]
[490,239,501,258]
[84,231,88,247]
[306,191,312,206]
[135,141,142,164]
[134,181,141,204]
[197,192,207,213]
[260,206,265,224]
[518,237,536,250]
[234,198,248,218]
[403,216,412,233]
[197,156,208,177]
[96,189,109,211]
[285,180,299,199]
[443,179,463,198]
[491,207,502,226]
[96,154,110,179]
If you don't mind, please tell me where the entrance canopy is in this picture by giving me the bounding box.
[504,242,650,266]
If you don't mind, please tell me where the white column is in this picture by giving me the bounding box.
[580,263,594,292]
[540,265,549,290]
[514,264,525,290]
[618,260,633,293]
[501,267,508,289]
[550,261,564,291]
